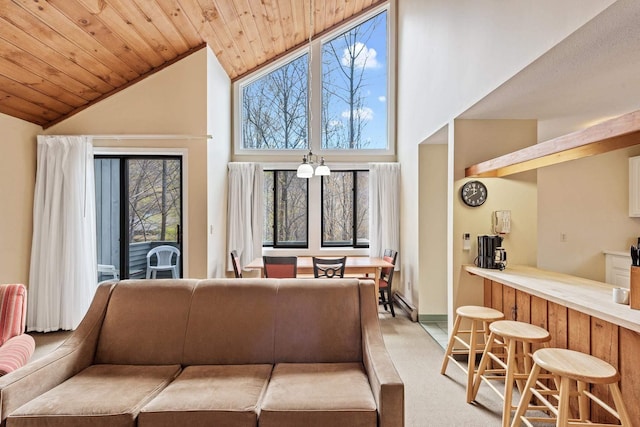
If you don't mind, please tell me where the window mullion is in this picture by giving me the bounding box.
[309,40,323,153]
[352,171,358,247]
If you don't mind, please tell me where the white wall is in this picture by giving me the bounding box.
[397,0,616,312]
[206,48,232,278]
[538,146,640,281]
[452,120,538,312]
[46,47,228,278]
[0,114,41,285]
[419,141,448,315]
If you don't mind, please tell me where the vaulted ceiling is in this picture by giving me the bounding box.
[0,0,384,128]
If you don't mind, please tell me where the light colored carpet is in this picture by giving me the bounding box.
[379,310,505,426]
[29,309,538,426]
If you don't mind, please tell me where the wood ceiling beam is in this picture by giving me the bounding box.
[465,110,640,178]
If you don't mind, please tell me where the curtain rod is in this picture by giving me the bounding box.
[84,134,212,140]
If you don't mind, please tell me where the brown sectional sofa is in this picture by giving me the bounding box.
[0,278,404,427]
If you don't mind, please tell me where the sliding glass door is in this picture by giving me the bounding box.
[95,156,183,280]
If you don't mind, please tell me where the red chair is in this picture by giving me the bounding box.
[379,249,398,317]
[0,284,35,375]
[230,250,242,278]
[263,256,297,278]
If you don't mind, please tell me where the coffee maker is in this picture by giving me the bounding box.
[476,235,507,270]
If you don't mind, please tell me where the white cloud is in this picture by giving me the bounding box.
[341,42,381,69]
[378,96,386,102]
[341,107,374,121]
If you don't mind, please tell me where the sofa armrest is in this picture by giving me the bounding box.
[0,334,35,376]
[359,280,404,427]
[0,281,116,422]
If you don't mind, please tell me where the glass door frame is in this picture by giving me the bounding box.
[94,147,188,279]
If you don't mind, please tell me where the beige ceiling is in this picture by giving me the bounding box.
[0,0,384,128]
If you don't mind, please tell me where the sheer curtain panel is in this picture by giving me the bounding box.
[369,163,400,267]
[227,163,264,272]
[28,135,97,332]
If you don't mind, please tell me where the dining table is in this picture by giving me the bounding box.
[245,256,395,297]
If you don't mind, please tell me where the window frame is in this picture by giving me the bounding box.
[263,169,310,249]
[261,163,371,257]
[320,170,369,248]
[233,2,395,159]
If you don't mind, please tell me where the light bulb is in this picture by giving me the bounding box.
[297,156,314,178]
[315,158,330,176]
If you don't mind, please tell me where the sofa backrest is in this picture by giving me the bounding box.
[94,278,364,366]
[182,279,279,365]
[94,279,198,365]
[273,280,362,363]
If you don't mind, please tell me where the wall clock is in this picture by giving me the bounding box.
[460,180,487,207]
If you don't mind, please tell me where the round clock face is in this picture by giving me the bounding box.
[461,180,487,207]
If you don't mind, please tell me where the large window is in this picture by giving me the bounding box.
[322,12,387,150]
[237,6,389,153]
[264,170,308,248]
[321,171,369,247]
[242,54,308,150]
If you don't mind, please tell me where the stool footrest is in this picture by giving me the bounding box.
[446,356,471,375]
[583,390,623,421]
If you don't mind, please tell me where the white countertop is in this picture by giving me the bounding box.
[603,250,631,257]
[464,264,640,334]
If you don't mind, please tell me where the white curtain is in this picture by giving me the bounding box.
[369,163,400,266]
[28,136,97,332]
[227,163,264,272]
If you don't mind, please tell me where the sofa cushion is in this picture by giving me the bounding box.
[139,364,272,427]
[95,280,198,365]
[7,364,180,427]
[274,280,362,363]
[183,280,278,365]
[259,363,377,427]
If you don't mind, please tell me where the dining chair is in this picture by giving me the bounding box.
[379,249,398,317]
[312,256,347,278]
[146,245,180,279]
[263,256,297,278]
[230,250,242,278]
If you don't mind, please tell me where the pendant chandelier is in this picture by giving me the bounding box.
[297,151,330,178]
[296,0,330,179]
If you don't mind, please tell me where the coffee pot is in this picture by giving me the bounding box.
[476,235,507,270]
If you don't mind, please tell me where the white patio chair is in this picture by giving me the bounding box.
[146,245,180,279]
[97,264,119,280]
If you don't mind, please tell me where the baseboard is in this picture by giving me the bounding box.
[418,314,447,323]
[392,292,418,322]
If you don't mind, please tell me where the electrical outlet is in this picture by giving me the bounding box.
[560,232,567,242]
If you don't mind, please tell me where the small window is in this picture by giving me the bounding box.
[263,170,308,247]
[321,171,369,247]
[241,54,309,150]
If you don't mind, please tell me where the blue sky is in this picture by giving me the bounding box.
[322,11,388,150]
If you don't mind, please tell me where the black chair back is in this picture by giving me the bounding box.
[312,256,347,278]
[230,250,242,278]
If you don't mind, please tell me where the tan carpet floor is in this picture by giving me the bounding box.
[29,308,541,426]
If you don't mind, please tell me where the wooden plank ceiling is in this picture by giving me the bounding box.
[0,0,384,128]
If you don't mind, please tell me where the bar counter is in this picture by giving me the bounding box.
[464,264,640,334]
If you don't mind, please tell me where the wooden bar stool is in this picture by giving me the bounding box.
[440,305,504,403]
[471,320,551,427]
[511,348,632,427]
